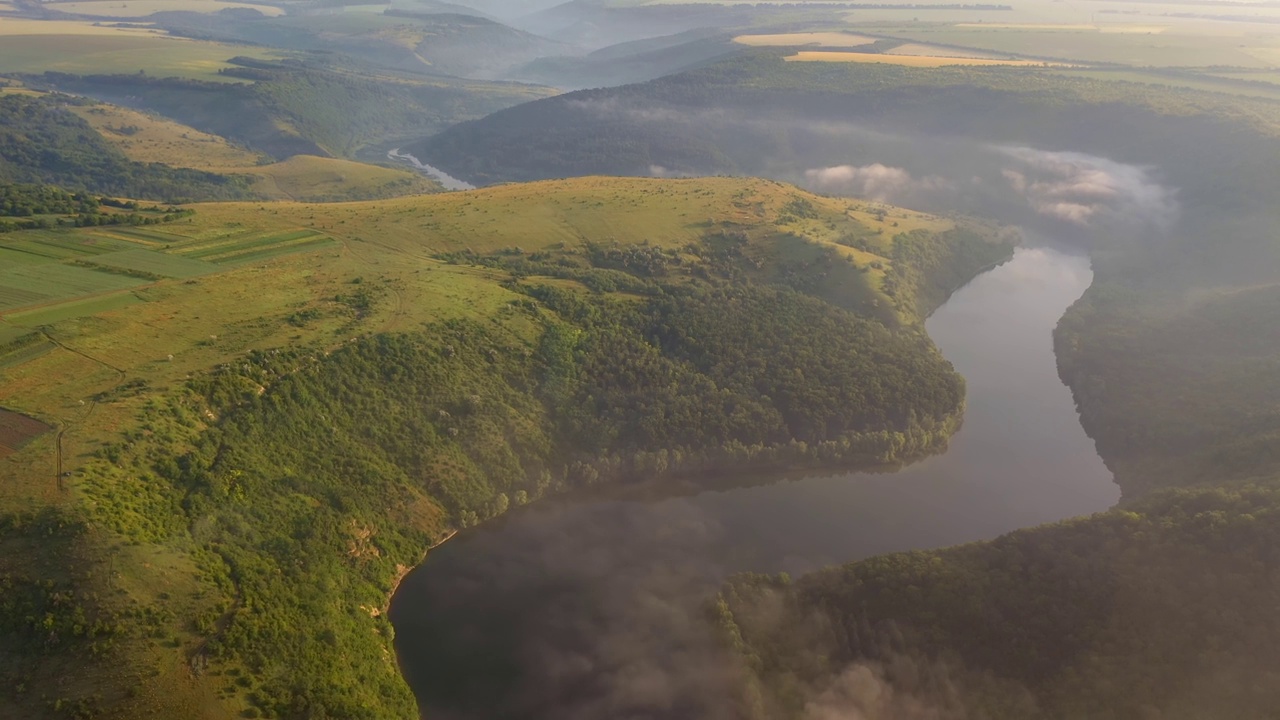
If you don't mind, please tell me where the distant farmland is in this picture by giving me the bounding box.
[0,223,336,317]
[0,20,284,81]
[785,51,1075,67]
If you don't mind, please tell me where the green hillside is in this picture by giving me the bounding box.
[0,177,1009,719]
[30,56,553,161]
[0,93,252,202]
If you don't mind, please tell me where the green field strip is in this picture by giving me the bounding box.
[0,338,55,370]
[0,264,147,312]
[1,232,137,259]
[0,245,59,266]
[0,323,34,345]
[39,236,137,257]
[211,236,339,266]
[91,226,198,245]
[0,287,56,312]
[85,249,219,279]
[179,229,323,260]
[168,230,275,257]
[6,291,142,328]
[0,237,75,260]
[164,229,259,255]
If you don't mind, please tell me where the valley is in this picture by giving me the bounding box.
[1,0,1279,718]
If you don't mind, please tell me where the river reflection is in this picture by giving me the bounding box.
[390,245,1119,720]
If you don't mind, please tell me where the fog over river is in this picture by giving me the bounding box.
[390,243,1120,720]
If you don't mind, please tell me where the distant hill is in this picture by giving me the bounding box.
[0,93,251,202]
[512,28,741,89]
[152,9,570,80]
[29,56,552,161]
[515,0,851,50]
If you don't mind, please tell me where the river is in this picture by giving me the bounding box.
[389,244,1120,720]
[387,148,476,191]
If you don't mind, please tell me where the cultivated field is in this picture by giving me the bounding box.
[785,51,1073,67]
[874,24,1280,68]
[0,220,339,318]
[0,408,51,460]
[887,43,1003,59]
[733,32,877,47]
[0,20,284,81]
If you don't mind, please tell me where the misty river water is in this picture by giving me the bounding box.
[389,244,1121,720]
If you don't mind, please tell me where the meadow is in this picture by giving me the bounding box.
[69,103,265,170]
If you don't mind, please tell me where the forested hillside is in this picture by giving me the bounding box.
[0,94,252,202]
[719,481,1280,720]
[30,57,551,161]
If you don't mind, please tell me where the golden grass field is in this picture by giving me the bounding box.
[67,100,438,199]
[733,32,877,47]
[785,51,1076,67]
[955,23,1170,33]
[0,20,283,80]
[70,103,265,169]
[232,155,439,201]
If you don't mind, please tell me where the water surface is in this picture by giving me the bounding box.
[387,148,476,191]
[391,245,1119,719]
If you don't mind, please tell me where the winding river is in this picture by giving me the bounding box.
[387,148,476,191]
[389,244,1120,720]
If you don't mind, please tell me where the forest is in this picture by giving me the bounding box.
[718,480,1280,719]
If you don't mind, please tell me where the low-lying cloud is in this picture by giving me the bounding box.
[804,148,1178,236]
[998,147,1179,228]
[804,663,962,720]
[805,164,952,203]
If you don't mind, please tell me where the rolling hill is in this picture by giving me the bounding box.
[0,176,1010,719]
